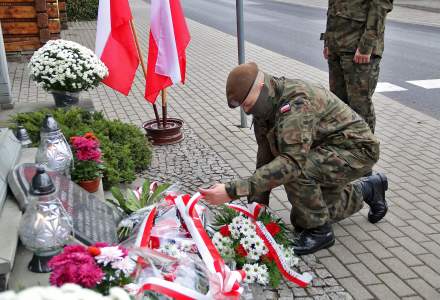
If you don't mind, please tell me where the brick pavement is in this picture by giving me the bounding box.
[5,0,440,298]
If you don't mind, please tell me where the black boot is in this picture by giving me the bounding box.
[293,223,335,255]
[359,172,388,223]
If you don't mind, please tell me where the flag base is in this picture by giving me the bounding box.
[142,118,184,145]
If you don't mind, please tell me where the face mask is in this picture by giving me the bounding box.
[247,85,273,119]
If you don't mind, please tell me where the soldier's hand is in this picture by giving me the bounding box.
[323,47,329,60]
[199,184,231,205]
[354,48,371,64]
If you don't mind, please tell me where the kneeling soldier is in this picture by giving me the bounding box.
[200,62,388,255]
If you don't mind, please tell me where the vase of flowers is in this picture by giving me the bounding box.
[28,39,108,107]
[70,132,105,193]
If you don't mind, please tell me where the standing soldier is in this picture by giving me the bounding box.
[322,0,393,133]
[200,63,388,255]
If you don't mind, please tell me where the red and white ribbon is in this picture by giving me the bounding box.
[134,192,244,299]
[226,203,313,287]
[175,193,245,297]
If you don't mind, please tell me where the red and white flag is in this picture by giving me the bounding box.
[145,0,191,103]
[95,0,139,95]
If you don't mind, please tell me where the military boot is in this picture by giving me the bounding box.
[293,223,335,255]
[359,172,388,223]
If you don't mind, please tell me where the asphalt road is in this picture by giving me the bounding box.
[180,0,440,120]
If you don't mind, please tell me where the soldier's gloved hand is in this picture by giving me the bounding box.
[247,191,270,206]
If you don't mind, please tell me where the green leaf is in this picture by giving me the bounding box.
[126,189,141,212]
[140,179,151,207]
[148,183,171,205]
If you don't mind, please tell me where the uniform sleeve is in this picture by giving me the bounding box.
[225,97,316,199]
[247,119,276,204]
[358,0,393,54]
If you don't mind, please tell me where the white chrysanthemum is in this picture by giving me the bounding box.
[159,242,186,259]
[241,235,268,261]
[256,264,269,285]
[95,246,124,266]
[0,284,131,300]
[281,245,299,268]
[28,39,108,92]
[111,256,136,275]
[242,263,259,283]
[212,232,234,257]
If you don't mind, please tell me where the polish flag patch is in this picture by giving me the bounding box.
[280,103,291,113]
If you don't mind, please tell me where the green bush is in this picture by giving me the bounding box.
[67,0,99,21]
[11,108,153,189]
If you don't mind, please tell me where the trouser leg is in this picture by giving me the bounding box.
[340,54,381,133]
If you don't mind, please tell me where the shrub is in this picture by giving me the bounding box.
[11,108,152,189]
[67,0,99,21]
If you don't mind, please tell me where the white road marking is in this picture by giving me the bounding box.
[375,82,408,93]
[407,79,440,89]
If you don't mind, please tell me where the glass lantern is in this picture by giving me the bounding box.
[18,165,73,273]
[35,114,73,176]
[15,125,32,148]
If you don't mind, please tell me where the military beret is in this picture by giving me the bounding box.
[226,62,259,108]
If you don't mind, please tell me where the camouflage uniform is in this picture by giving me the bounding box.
[225,75,380,229]
[322,0,393,132]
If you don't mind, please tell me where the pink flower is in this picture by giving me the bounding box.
[76,263,104,288]
[62,245,87,254]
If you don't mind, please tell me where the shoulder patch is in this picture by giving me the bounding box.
[280,103,291,113]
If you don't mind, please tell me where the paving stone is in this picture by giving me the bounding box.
[411,265,440,289]
[337,236,368,254]
[319,257,351,279]
[406,279,440,299]
[388,247,424,266]
[382,258,418,280]
[395,237,429,255]
[346,263,381,285]
[367,284,400,300]
[329,244,359,265]
[362,240,393,259]
[338,278,374,300]
[378,273,415,297]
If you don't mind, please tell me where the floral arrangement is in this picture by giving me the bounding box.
[70,132,104,182]
[0,284,130,300]
[212,205,298,288]
[48,243,135,295]
[28,39,108,92]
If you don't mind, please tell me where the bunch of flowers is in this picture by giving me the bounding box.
[0,284,130,300]
[48,243,135,295]
[70,132,104,182]
[28,39,108,92]
[212,206,298,288]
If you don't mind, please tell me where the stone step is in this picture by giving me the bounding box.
[0,195,21,291]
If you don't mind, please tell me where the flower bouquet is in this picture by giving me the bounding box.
[70,132,104,193]
[120,192,247,299]
[211,203,313,288]
[28,39,108,107]
[48,243,134,296]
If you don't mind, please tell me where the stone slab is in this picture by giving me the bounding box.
[9,163,118,245]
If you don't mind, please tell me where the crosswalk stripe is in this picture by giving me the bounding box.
[407,79,440,89]
[375,82,407,93]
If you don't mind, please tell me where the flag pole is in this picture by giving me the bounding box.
[161,88,167,127]
[129,19,161,127]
